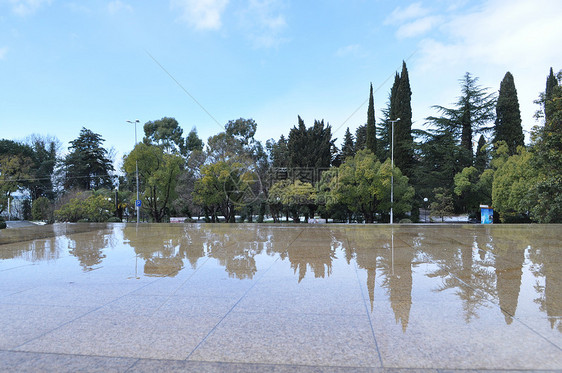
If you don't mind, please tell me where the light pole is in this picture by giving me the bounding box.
[126,119,140,224]
[390,118,400,224]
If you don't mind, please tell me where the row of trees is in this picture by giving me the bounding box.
[1,66,560,223]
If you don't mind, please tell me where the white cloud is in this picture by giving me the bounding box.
[240,0,288,48]
[0,47,8,59]
[9,0,51,16]
[108,0,132,15]
[410,0,562,138]
[385,2,429,25]
[396,15,443,39]
[171,0,229,31]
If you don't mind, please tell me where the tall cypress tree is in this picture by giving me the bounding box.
[366,83,377,156]
[474,135,488,173]
[494,72,524,155]
[545,67,558,123]
[394,61,414,178]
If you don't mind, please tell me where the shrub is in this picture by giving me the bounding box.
[107,217,122,222]
[32,197,52,221]
[0,217,6,229]
[55,193,113,222]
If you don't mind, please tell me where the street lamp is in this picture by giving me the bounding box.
[390,118,400,224]
[126,119,140,224]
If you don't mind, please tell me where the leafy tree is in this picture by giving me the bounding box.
[143,117,184,154]
[366,83,377,156]
[64,128,114,190]
[184,128,204,154]
[55,192,114,222]
[31,196,53,222]
[267,180,316,223]
[123,143,183,222]
[430,187,454,222]
[454,167,493,215]
[0,152,33,214]
[494,72,524,155]
[26,135,59,200]
[326,150,413,223]
[193,160,255,223]
[545,67,558,122]
[428,73,496,168]
[492,148,537,222]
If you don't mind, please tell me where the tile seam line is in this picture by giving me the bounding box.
[181,358,381,370]
[184,228,307,361]
[9,258,186,351]
[349,235,384,368]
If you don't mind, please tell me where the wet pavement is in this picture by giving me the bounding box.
[0,223,560,372]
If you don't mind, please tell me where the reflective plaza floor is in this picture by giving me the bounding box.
[0,223,561,372]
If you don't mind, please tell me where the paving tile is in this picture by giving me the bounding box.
[189,312,381,368]
[15,312,223,360]
[0,350,137,373]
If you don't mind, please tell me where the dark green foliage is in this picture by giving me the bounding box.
[430,187,454,222]
[0,216,5,229]
[545,67,558,122]
[428,73,496,168]
[143,117,184,154]
[64,128,114,190]
[341,127,355,160]
[32,196,52,221]
[287,116,335,168]
[355,125,366,152]
[494,72,524,155]
[366,83,377,156]
[474,135,488,173]
[393,61,414,178]
[184,128,203,153]
[267,135,289,167]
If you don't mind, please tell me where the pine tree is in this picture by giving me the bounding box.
[366,83,377,156]
[494,72,524,155]
[428,72,496,168]
[393,62,414,178]
[64,128,114,190]
[341,127,355,160]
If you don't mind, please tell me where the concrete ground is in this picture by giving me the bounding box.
[0,223,561,372]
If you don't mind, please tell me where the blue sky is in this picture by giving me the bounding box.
[1,0,561,167]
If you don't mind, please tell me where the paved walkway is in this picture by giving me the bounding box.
[0,223,560,372]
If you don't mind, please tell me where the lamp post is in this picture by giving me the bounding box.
[126,119,140,224]
[389,118,400,224]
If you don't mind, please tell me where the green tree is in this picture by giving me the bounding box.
[366,83,377,156]
[31,196,53,221]
[64,128,114,190]
[326,150,413,223]
[184,128,204,154]
[393,61,415,178]
[545,67,558,122]
[454,167,493,215]
[494,72,524,155]
[355,124,366,152]
[123,143,183,222]
[474,135,489,173]
[492,147,537,222]
[428,73,496,168]
[0,153,33,214]
[430,187,454,222]
[288,116,335,168]
[55,192,114,222]
[193,160,254,223]
[341,127,355,160]
[527,70,562,222]
[143,117,184,154]
[26,135,59,201]
[267,135,290,167]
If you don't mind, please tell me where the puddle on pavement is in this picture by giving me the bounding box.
[1,223,560,335]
